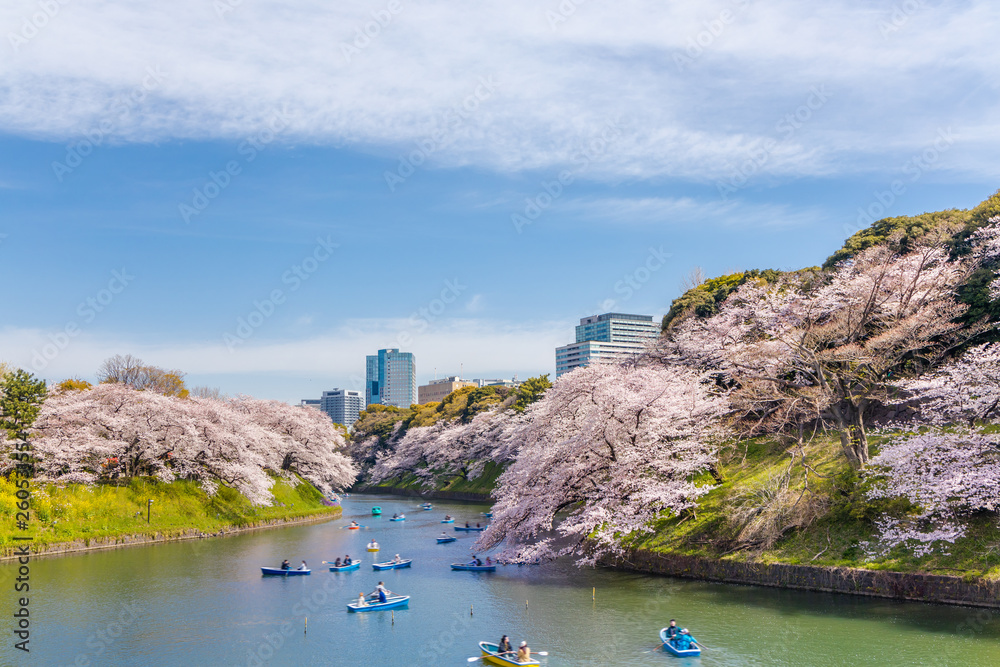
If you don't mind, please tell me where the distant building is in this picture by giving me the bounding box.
[473,377,520,389]
[555,312,659,377]
[418,376,477,404]
[299,399,321,409]
[320,389,365,426]
[366,348,417,408]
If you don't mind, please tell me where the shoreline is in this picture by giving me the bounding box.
[608,548,1000,609]
[0,507,342,561]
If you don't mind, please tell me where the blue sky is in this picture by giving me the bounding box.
[1,0,997,402]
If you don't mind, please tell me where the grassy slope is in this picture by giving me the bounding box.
[634,434,1000,580]
[0,475,341,555]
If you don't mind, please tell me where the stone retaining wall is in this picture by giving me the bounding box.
[610,549,1000,608]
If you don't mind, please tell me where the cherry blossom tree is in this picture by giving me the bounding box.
[863,429,1000,556]
[659,233,991,468]
[897,343,1000,425]
[475,361,727,565]
[17,384,356,505]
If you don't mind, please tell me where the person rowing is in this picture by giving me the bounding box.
[465,522,471,528]
[370,581,393,603]
[664,619,679,642]
[349,520,359,527]
[516,641,532,662]
[393,513,399,518]
[444,514,453,520]
[497,635,512,655]
[280,559,290,571]
[368,539,378,549]
[343,554,352,565]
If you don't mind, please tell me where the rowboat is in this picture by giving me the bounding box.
[437,537,457,544]
[371,506,381,515]
[372,559,412,570]
[420,503,433,510]
[454,526,485,532]
[659,628,701,657]
[367,546,380,552]
[441,518,454,523]
[481,512,493,518]
[451,563,496,572]
[478,641,540,666]
[347,525,360,530]
[347,595,410,612]
[390,517,405,522]
[328,561,360,572]
[261,567,311,576]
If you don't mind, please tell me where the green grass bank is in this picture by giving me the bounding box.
[0,475,341,558]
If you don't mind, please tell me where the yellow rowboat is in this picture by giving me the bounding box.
[478,642,540,666]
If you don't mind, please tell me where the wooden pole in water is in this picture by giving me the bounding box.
[470,604,474,616]
[592,587,595,600]
[392,610,395,625]
[304,617,307,634]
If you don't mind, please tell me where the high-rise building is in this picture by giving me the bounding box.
[366,348,417,408]
[320,389,365,426]
[555,312,659,377]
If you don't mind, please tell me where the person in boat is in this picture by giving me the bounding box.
[465,522,471,528]
[392,554,402,564]
[370,581,393,603]
[350,521,359,527]
[298,560,308,570]
[516,641,531,662]
[485,557,492,566]
[368,539,378,549]
[470,555,482,566]
[393,513,399,519]
[280,559,290,570]
[356,592,367,607]
[664,619,679,642]
[672,629,698,651]
[343,554,352,565]
[498,635,512,655]
[445,515,452,520]
[334,557,342,567]
[440,531,449,538]
[476,522,481,528]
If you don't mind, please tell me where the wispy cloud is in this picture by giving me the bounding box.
[561,196,827,228]
[1,1,997,181]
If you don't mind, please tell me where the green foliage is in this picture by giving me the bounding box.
[0,475,340,553]
[661,269,799,331]
[511,375,552,413]
[353,404,407,443]
[823,209,972,269]
[0,369,48,443]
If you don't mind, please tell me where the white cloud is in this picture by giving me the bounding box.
[0,318,565,398]
[1,0,997,181]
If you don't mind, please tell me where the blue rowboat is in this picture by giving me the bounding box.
[371,506,381,515]
[347,595,410,612]
[451,563,496,572]
[261,567,310,576]
[454,526,485,532]
[328,562,360,572]
[441,518,454,523]
[373,559,412,570]
[437,537,457,544]
[478,641,540,666]
[390,516,406,522]
[481,512,493,518]
[420,503,433,510]
[659,628,701,657]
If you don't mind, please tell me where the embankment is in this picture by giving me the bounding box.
[608,549,1000,608]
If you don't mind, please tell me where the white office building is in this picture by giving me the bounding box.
[555,312,659,377]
